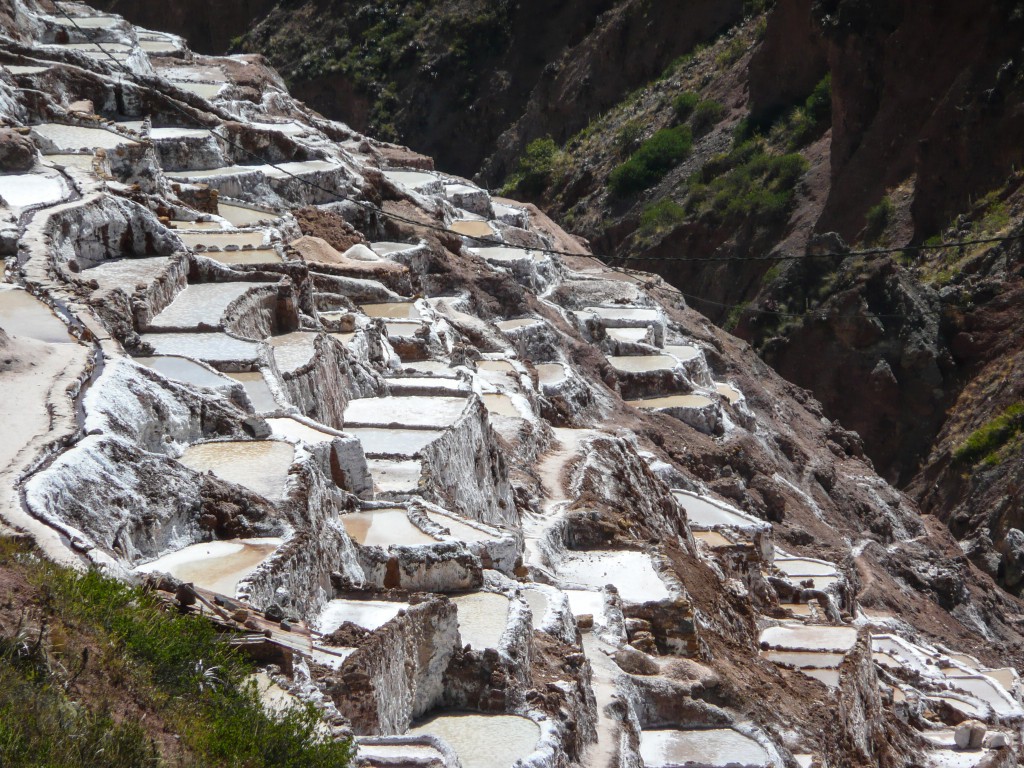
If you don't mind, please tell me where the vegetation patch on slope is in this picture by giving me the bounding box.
[0,539,352,768]
[954,403,1024,466]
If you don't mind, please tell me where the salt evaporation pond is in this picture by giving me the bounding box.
[360,301,420,320]
[172,81,223,99]
[535,363,567,386]
[0,286,73,343]
[473,246,546,263]
[269,332,317,373]
[496,318,540,331]
[203,248,283,265]
[408,713,540,768]
[341,507,436,547]
[370,241,418,256]
[134,538,282,596]
[453,592,511,650]
[267,417,339,444]
[227,372,278,412]
[607,355,678,373]
[563,589,606,621]
[663,344,702,362]
[344,396,467,430]
[140,332,259,364]
[426,512,497,543]
[716,382,743,403]
[219,202,277,226]
[317,599,408,633]
[32,123,138,152]
[134,356,234,389]
[148,283,256,331]
[759,625,857,653]
[382,170,439,190]
[482,393,523,418]
[672,491,758,530]
[367,458,423,494]
[178,231,266,249]
[178,441,294,502]
[0,173,66,210]
[639,728,770,768]
[346,428,443,458]
[627,394,714,410]
[606,327,650,343]
[556,550,670,604]
[450,220,493,238]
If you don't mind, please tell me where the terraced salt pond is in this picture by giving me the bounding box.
[269,332,317,373]
[316,599,408,633]
[340,507,436,547]
[775,558,841,590]
[450,220,494,238]
[482,393,524,419]
[472,246,546,263]
[343,396,468,430]
[172,81,223,99]
[178,231,267,249]
[0,286,73,343]
[607,355,678,372]
[140,332,260,365]
[227,371,278,412]
[535,363,567,386]
[218,202,278,226]
[639,728,770,768]
[496,317,540,332]
[366,458,423,494]
[203,248,283,265]
[178,441,294,502]
[134,356,234,389]
[717,382,743,403]
[346,428,443,457]
[407,713,539,768]
[426,511,498,543]
[759,625,857,653]
[134,538,282,596]
[360,301,420,320]
[453,592,511,650]
[31,123,138,152]
[523,589,551,627]
[671,490,765,531]
[555,550,670,604]
[147,283,257,331]
[627,394,714,410]
[382,170,440,190]
[0,173,67,210]
[663,344,702,362]
[267,417,340,444]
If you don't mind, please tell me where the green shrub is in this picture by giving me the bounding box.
[953,403,1024,466]
[691,99,726,135]
[502,137,559,197]
[783,75,832,148]
[609,126,693,197]
[864,196,894,241]
[8,561,356,768]
[715,36,747,68]
[615,120,645,154]
[673,92,700,122]
[688,140,807,224]
[640,199,688,234]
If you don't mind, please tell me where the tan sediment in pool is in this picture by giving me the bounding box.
[178,441,294,502]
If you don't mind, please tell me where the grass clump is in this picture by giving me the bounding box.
[673,91,700,122]
[688,139,808,225]
[779,74,831,149]
[502,137,561,197]
[609,125,693,197]
[0,546,353,768]
[953,402,1024,466]
[864,196,894,241]
[640,199,688,235]
[691,99,726,136]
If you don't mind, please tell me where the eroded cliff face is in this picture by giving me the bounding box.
[3,1,1024,766]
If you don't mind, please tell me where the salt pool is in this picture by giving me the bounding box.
[178,441,294,502]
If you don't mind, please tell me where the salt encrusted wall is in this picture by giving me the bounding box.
[327,597,460,735]
[419,396,518,527]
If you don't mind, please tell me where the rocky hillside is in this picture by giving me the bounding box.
[3,1,1024,766]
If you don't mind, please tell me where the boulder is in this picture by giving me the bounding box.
[0,129,35,172]
[953,719,986,750]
